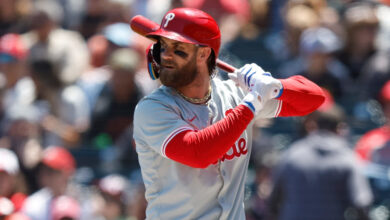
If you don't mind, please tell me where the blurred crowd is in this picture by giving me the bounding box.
[1,0,390,219]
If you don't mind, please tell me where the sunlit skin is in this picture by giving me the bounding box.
[39,166,71,197]
[158,37,212,101]
[0,172,14,197]
[159,39,198,88]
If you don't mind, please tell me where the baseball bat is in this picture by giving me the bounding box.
[130,15,236,73]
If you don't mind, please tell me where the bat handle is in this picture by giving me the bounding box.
[216,59,236,73]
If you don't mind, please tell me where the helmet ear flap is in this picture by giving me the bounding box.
[152,41,161,64]
[146,42,161,80]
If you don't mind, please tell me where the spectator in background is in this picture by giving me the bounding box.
[0,197,15,219]
[87,48,142,174]
[78,0,136,40]
[338,2,379,81]
[1,105,43,195]
[279,26,348,99]
[0,33,27,90]
[0,36,40,188]
[0,0,32,36]
[79,22,157,112]
[0,148,28,215]
[2,212,31,220]
[337,2,388,100]
[355,80,390,163]
[0,33,35,112]
[271,4,320,69]
[222,0,280,75]
[21,146,96,220]
[29,59,90,148]
[51,195,81,220]
[272,0,341,65]
[283,0,340,27]
[77,0,108,40]
[95,174,131,220]
[78,22,132,112]
[267,97,373,220]
[88,48,141,141]
[0,74,8,138]
[22,1,89,85]
[140,0,183,24]
[21,146,76,220]
[93,174,147,220]
[245,140,277,220]
[376,0,390,51]
[126,183,147,220]
[355,79,390,216]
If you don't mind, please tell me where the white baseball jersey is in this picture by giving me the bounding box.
[133,78,281,220]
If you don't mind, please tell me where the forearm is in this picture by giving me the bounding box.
[277,75,325,117]
[165,104,254,168]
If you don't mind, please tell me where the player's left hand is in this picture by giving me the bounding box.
[229,63,283,101]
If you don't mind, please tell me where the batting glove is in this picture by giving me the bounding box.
[229,63,283,102]
[241,91,263,114]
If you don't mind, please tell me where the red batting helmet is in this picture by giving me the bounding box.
[147,8,221,58]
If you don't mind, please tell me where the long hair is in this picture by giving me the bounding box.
[207,51,217,78]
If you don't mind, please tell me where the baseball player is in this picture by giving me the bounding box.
[133,8,325,220]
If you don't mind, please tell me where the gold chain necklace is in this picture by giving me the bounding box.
[176,86,212,104]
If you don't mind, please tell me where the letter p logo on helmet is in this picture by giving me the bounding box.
[164,13,175,28]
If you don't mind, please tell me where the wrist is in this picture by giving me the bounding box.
[274,80,283,98]
[275,85,283,98]
[241,92,262,114]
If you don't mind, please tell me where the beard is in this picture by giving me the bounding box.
[159,58,198,88]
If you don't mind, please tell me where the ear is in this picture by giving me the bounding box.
[197,47,212,63]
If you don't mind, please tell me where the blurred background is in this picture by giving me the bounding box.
[0,0,390,219]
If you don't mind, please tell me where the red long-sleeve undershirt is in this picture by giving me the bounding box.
[277,75,326,117]
[165,75,325,168]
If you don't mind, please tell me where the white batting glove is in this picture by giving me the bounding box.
[229,63,283,102]
[241,91,263,114]
[228,63,264,90]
